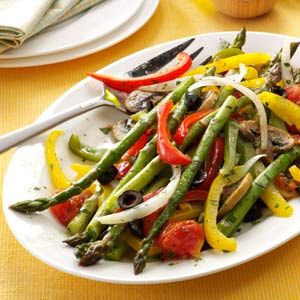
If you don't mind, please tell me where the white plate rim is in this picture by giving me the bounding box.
[0,0,144,59]
[0,0,159,68]
[2,31,300,284]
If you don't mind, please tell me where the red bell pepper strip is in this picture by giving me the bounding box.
[116,161,132,179]
[122,129,152,161]
[197,136,225,190]
[50,190,92,226]
[87,52,192,93]
[173,109,214,145]
[157,100,192,165]
[182,189,208,202]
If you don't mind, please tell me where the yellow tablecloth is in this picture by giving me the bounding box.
[1,0,300,299]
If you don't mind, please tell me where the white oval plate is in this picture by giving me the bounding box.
[0,0,144,58]
[3,32,300,284]
[0,0,158,68]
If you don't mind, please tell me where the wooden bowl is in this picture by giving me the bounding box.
[211,0,277,19]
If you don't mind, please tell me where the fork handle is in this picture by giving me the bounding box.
[0,96,106,154]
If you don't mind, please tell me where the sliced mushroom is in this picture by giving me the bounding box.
[218,173,253,219]
[111,119,135,142]
[199,90,218,110]
[240,120,294,154]
[125,90,166,113]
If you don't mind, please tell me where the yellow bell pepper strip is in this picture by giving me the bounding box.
[70,163,96,193]
[45,130,71,190]
[104,88,121,107]
[289,165,300,182]
[258,91,300,130]
[184,53,271,77]
[260,183,293,217]
[244,66,259,80]
[204,175,237,252]
[121,229,162,256]
[241,77,265,89]
[169,203,203,222]
[70,163,113,197]
[204,154,265,251]
[237,137,293,217]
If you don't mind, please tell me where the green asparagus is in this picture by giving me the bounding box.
[231,27,246,50]
[79,224,127,266]
[133,95,238,274]
[10,78,194,213]
[221,120,240,175]
[67,191,101,234]
[218,145,300,237]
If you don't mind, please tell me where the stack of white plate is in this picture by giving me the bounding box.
[0,0,159,68]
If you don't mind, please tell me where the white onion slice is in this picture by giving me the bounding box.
[188,77,268,152]
[281,40,294,86]
[225,64,247,83]
[139,75,203,93]
[97,165,181,224]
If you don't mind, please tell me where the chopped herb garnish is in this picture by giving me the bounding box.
[99,127,112,135]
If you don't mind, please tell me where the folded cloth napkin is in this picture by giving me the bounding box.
[29,0,81,37]
[0,0,54,49]
[0,0,106,53]
[56,0,106,23]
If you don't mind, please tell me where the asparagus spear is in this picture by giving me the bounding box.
[180,110,218,151]
[63,232,91,247]
[142,167,172,195]
[221,120,240,175]
[10,78,194,213]
[87,156,166,240]
[133,95,238,274]
[79,224,127,266]
[115,68,218,192]
[116,86,194,191]
[218,145,300,237]
[67,191,101,234]
[65,100,218,245]
[231,27,246,50]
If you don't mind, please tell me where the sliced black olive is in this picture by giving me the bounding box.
[117,190,143,210]
[129,220,144,238]
[145,99,154,112]
[244,203,262,222]
[192,169,207,187]
[256,198,267,209]
[270,85,285,96]
[185,91,201,111]
[97,166,118,185]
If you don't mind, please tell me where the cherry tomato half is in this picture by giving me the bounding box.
[157,220,204,259]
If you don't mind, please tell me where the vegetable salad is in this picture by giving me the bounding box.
[10,28,300,274]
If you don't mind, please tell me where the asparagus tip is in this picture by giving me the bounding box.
[9,199,46,213]
[79,241,105,266]
[133,252,147,275]
[62,232,90,247]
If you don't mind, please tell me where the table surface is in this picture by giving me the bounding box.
[1,0,300,299]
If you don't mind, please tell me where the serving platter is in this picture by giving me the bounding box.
[3,31,300,284]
